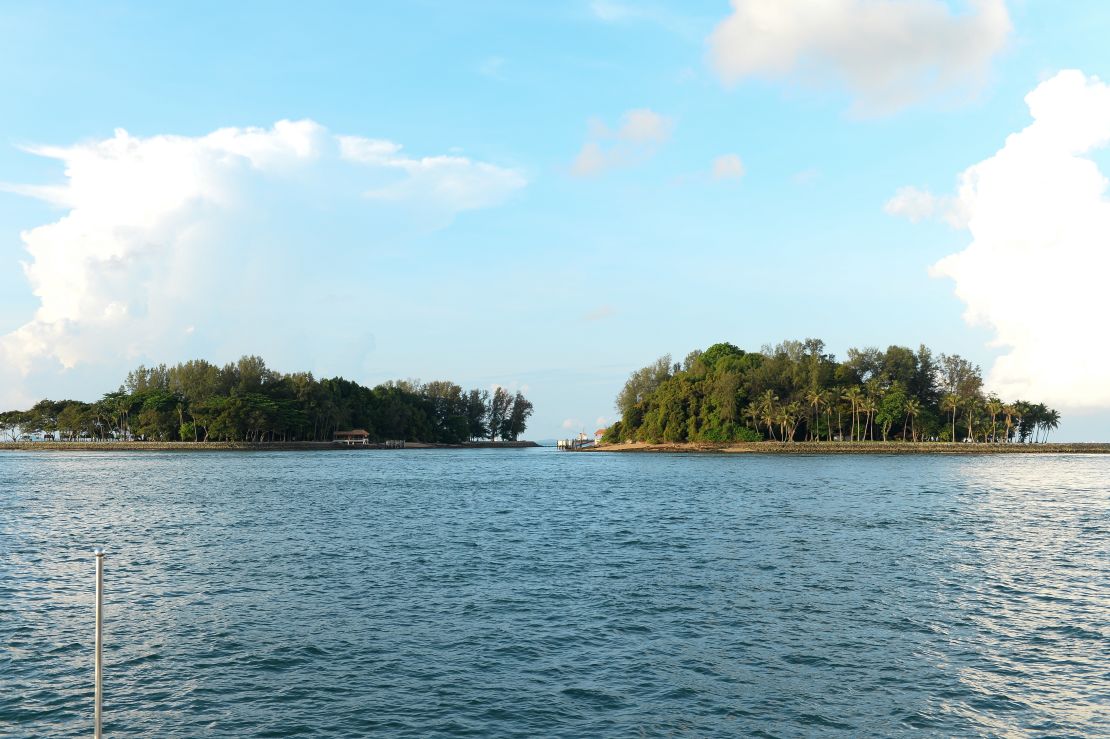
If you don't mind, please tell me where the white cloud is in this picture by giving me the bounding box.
[712,153,745,180]
[337,135,526,211]
[571,108,673,176]
[921,71,1110,408]
[595,416,609,427]
[0,121,525,406]
[884,185,967,227]
[707,0,1011,114]
[561,418,582,430]
[588,1,702,38]
[616,109,671,144]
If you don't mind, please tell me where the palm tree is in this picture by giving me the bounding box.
[1030,402,1049,442]
[985,398,1003,443]
[964,398,981,443]
[904,398,921,442]
[824,389,836,441]
[1001,404,1017,443]
[941,394,960,442]
[784,401,803,442]
[745,402,762,437]
[1011,404,1026,443]
[830,387,845,441]
[1042,408,1060,441]
[861,396,878,441]
[843,386,863,442]
[805,388,823,441]
[759,390,779,441]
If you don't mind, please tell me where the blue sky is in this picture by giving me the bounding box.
[1,1,1109,440]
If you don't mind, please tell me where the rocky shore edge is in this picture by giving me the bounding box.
[580,441,1110,454]
[0,440,540,452]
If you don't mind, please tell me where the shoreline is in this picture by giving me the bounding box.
[0,440,540,452]
[579,441,1110,455]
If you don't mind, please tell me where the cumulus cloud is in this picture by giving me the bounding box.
[884,185,967,227]
[561,418,581,430]
[712,153,745,180]
[707,0,1011,114]
[913,71,1110,408]
[0,121,525,406]
[339,135,526,211]
[571,108,673,176]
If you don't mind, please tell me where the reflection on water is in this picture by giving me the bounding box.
[1,450,1107,737]
[944,456,1110,731]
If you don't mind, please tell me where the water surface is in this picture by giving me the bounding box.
[2,449,1107,736]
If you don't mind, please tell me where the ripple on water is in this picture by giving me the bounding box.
[1,449,1109,737]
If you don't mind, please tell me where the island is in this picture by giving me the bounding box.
[592,339,1088,451]
[0,355,535,448]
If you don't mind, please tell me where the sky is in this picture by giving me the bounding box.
[1,0,1109,441]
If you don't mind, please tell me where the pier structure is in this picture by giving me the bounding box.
[557,431,595,451]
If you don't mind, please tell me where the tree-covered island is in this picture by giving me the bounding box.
[606,340,1061,445]
[0,356,533,444]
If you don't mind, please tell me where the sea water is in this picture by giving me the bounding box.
[1,448,1107,737]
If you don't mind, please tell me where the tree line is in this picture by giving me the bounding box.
[0,356,534,444]
[605,340,1061,444]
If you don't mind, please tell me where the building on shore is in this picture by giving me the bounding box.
[334,429,370,445]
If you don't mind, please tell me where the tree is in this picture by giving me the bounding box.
[985,398,1003,443]
[860,395,878,441]
[1042,408,1060,441]
[465,389,489,441]
[701,342,744,368]
[904,398,921,442]
[963,397,982,443]
[57,402,93,440]
[487,387,513,441]
[0,410,26,441]
[876,385,907,442]
[1001,404,1017,443]
[783,401,803,442]
[758,389,779,441]
[941,394,960,441]
[843,386,863,442]
[616,355,672,419]
[500,392,534,441]
[805,387,823,441]
[744,402,761,435]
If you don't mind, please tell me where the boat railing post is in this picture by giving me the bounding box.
[94,548,105,739]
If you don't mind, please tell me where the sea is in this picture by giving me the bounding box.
[1,448,1107,737]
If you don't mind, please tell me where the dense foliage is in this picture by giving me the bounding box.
[0,356,533,443]
[606,340,1060,444]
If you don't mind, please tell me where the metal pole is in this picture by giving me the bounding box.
[94,549,104,739]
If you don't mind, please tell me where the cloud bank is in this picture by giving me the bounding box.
[894,71,1110,409]
[0,121,525,407]
[707,0,1011,113]
[571,108,673,176]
